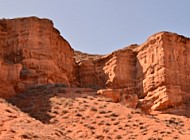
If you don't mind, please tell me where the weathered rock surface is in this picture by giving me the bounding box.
[1,17,190,140]
[134,32,190,111]
[1,16,190,112]
[0,17,75,98]
[0,61,22,97]
[76,32,190,111]
[76,47,136,89]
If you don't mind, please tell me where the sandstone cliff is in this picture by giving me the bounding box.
[0,17,75,98]
[1,17,190,140]
[0,17,190,112]
[134,32,190,111]
[76,46,136,89]
[76,32,190,111]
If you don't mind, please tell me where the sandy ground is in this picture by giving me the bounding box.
[0,84,189,140]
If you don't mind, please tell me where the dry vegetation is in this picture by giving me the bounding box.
[0,84,188,139]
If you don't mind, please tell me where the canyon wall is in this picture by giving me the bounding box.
[1,17,190,111]
[135,33,190,110]
[76,47,137,108]
[0,17,75,98]
[77,47,136,89]
[134,33,168,110]
[77,32,190,111]
[163,33,190,106]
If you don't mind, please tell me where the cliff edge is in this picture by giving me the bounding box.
[0,17,190,112]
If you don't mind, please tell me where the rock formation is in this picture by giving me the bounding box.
[76,47,136,89]
[76,32,190,111]
[2,16,190,139]
[134,32,190,111]
[0,17,75,98]
[0,17,190,112]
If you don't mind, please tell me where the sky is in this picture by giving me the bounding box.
[1,0,190,54]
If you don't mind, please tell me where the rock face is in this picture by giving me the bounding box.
[0,16,190,112]
[76,47,136,90]
[135,32,190,111]
[134,33,169,111]
[0,62,22,97]
[3,16,190,140]
[76,32,190,111]
[0,17,75,98]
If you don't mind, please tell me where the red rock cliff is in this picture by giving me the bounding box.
[1,17,190,112]
[133,32,190,111]
[0,17,75,98]
[76,32,190,111]
[76,47,136,89]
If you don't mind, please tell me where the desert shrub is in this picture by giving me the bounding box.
[54,83,68,88]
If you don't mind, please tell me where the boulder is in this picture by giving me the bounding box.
[97,88,138,108]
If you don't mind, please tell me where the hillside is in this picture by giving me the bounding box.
[0,17,190,139]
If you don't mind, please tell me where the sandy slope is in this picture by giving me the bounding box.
[0,84,188,140]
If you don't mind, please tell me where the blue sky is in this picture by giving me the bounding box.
[1,0,190,54]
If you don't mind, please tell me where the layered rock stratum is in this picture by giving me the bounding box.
[1,17,190,139]
[0,17,75,98]
[76,32,190,112]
